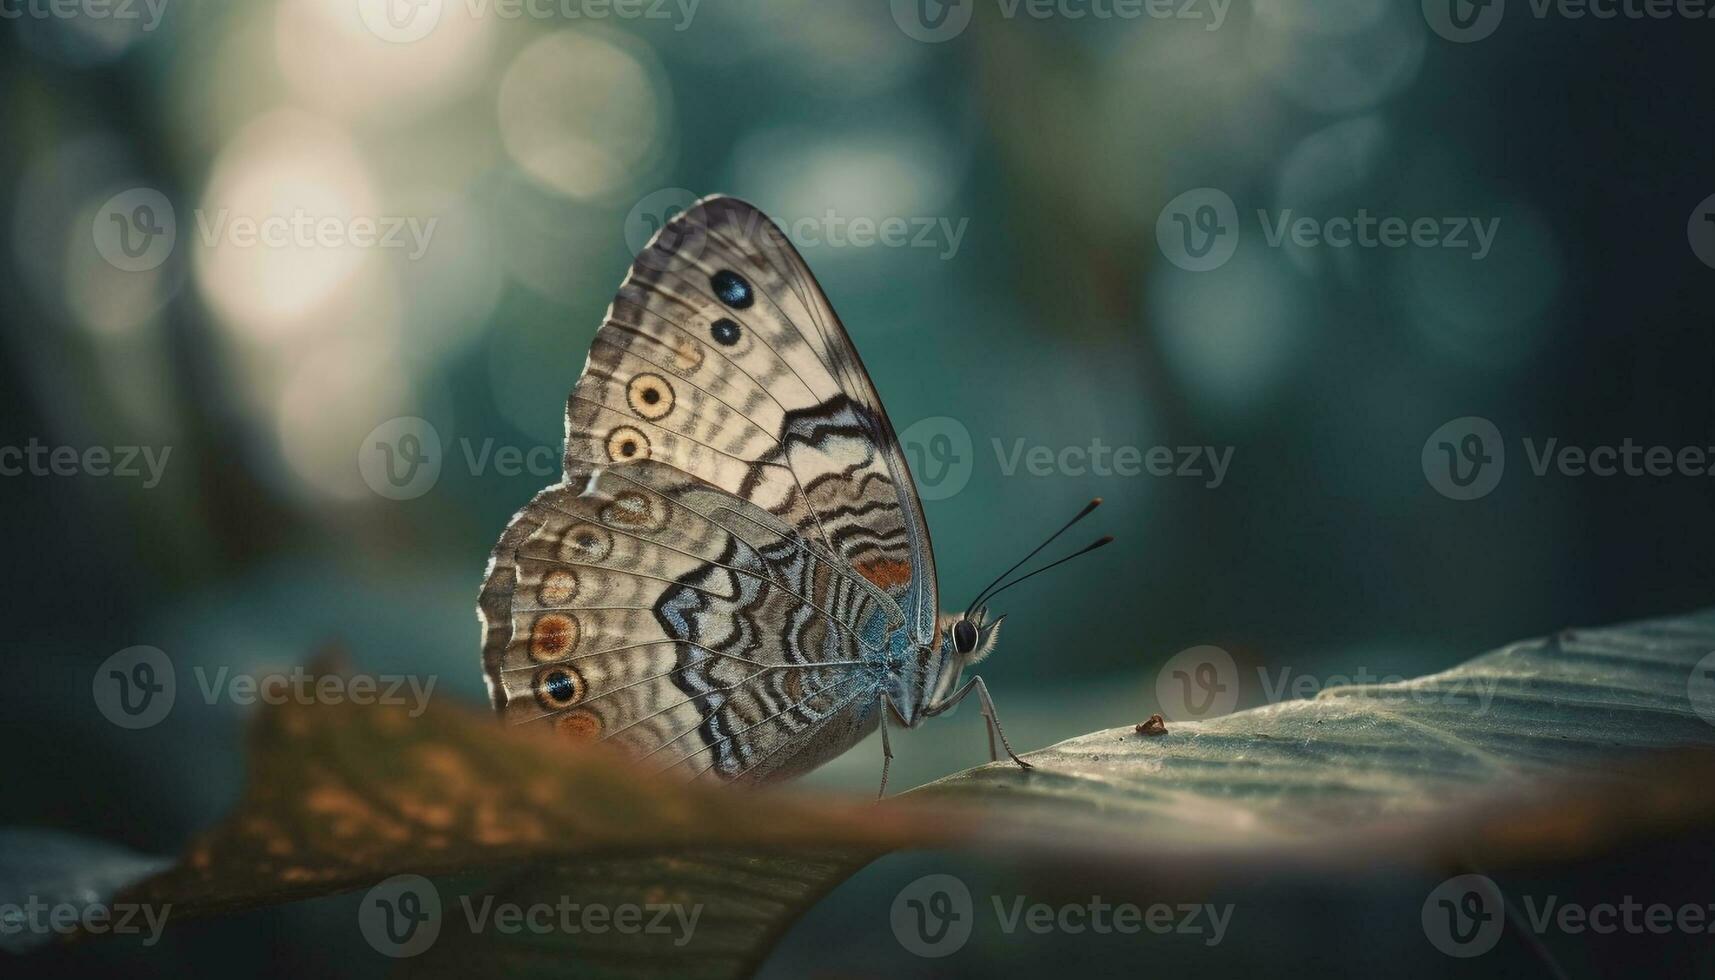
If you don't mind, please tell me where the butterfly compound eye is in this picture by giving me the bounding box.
[953,619,979,654]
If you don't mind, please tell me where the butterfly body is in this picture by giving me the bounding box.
[480,195,1044,790]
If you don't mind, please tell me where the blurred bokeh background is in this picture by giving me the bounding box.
[3,0,1714,975]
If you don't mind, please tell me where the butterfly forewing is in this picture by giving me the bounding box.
[568,197,935,624]
[479,196,938,782]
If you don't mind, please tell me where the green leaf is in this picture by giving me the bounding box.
[910,611,1715,864]
[113,652,933,922]
[0,829,170,954]
[94,609,1715,977]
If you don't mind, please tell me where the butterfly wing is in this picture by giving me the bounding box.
[569,196,937,637]
[479,464,895,782]
[479,196,937,782]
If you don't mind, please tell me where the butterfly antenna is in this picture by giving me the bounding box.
[976,535,1115,608]
[965,498,1104,619]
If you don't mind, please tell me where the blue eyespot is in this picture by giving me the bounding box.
[544,670,575,703]
[710,269,753,309]
[710,318,742,346]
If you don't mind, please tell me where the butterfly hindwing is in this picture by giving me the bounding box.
[481,198,937,782]
[481,462,897,781]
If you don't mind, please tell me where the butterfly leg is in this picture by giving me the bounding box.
[877,696,895,800]
[926,676,1033,772]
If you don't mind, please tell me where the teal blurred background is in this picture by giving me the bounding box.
[4,0,1715,975]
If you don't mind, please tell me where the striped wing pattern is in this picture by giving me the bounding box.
[479,196,936,782]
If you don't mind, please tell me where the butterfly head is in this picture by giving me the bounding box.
[939,498,1114,673]
[941,607,1005,667]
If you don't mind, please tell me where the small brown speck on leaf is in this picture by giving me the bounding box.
[1135,714,1168,736]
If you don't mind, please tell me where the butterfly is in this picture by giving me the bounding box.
[478,195,1109,794]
